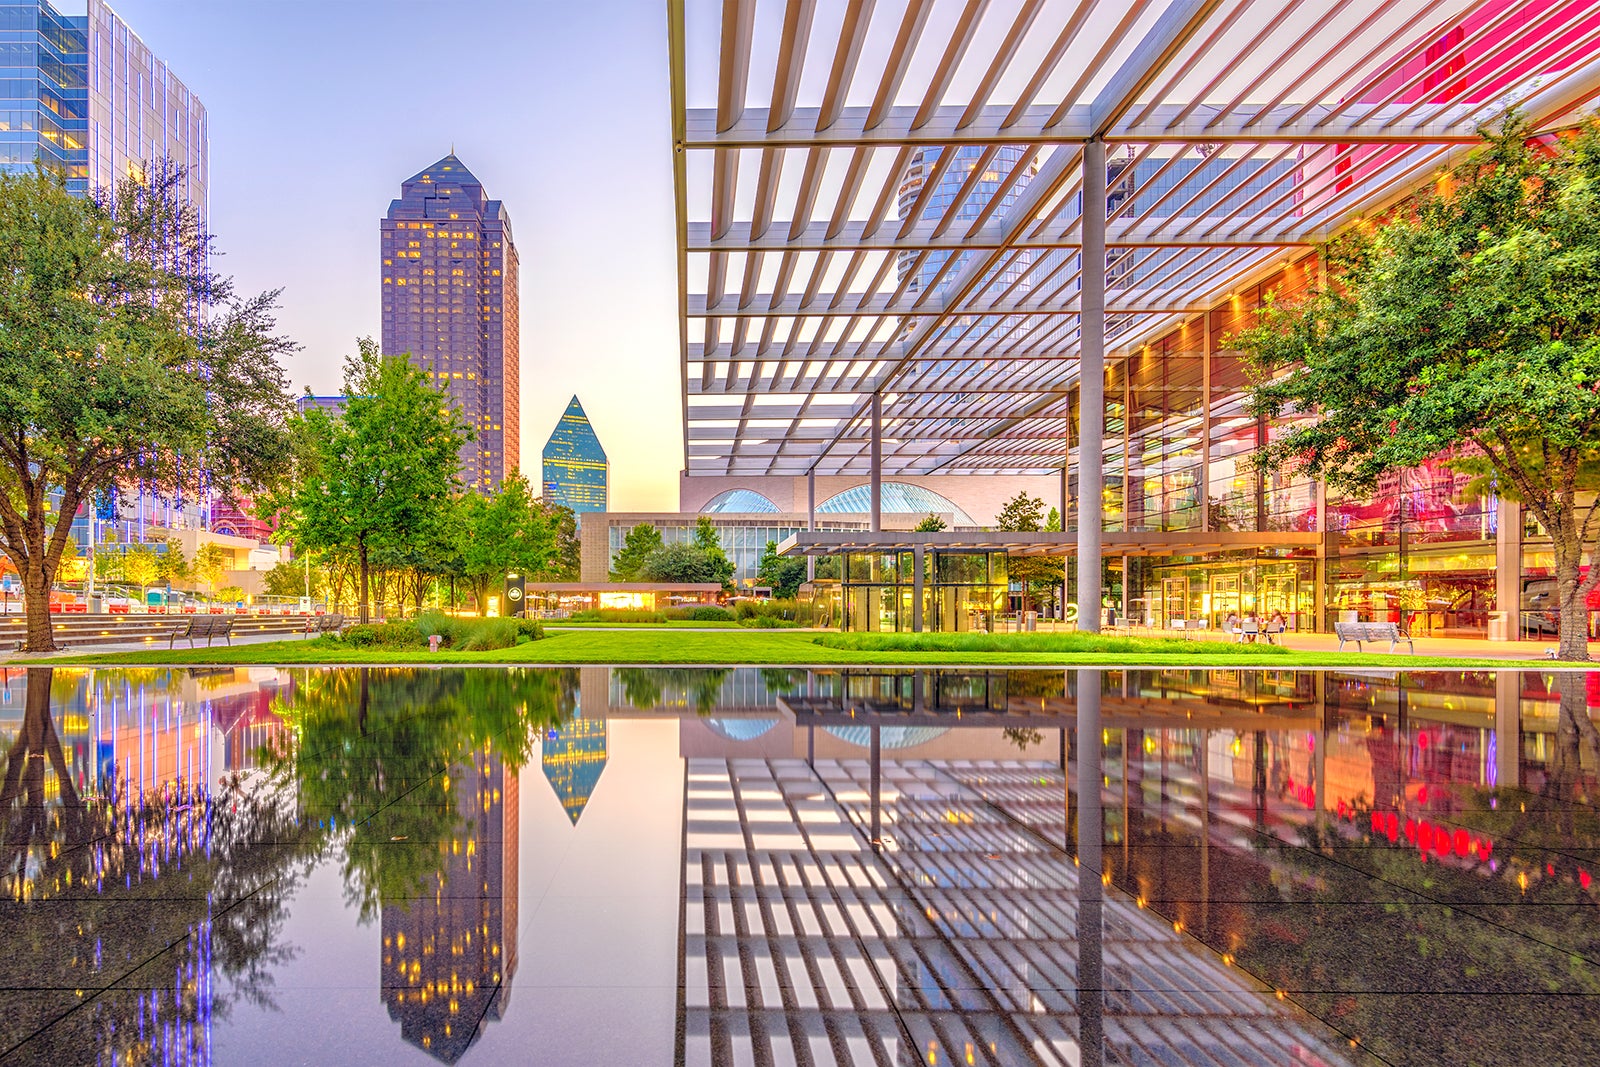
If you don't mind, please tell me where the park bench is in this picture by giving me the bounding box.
[1334,621,1414,654]
[304,613,346,639]
[169,615,234,649]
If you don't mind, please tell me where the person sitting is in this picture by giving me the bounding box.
[1225,612,1241,641]
[1266,610,1287,644]
[1242,613,1260,643]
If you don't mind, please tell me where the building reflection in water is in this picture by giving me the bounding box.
[541,714,607,824]
[669,664,1600,1066]
[0,666,308,1066]
[381,750,519,1063]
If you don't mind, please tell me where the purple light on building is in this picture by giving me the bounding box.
[381,153,521,492]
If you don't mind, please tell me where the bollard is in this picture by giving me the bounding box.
[429,634,441,653]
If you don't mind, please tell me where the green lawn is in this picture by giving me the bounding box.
[545,620,746,629]
[24,627,1557,668]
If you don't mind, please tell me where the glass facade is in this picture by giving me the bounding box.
[1061,255,1508,639]
[0,1,206,211]
[541,395,607,514]
[382,153,520,493]
[808,550,1008,633]
[607,518,846,587]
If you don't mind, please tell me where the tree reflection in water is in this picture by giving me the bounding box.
[0,667,321,1062]
[267,667,573,920]
[613,667,732,712]
[1234,669,1600,1063]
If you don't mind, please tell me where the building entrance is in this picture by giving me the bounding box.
[1161,578,1189,629]
[1210,574,1241,630]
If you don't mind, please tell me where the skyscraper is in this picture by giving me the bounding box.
[382,153,520,492]
[541,396,608,514]
[0,0,207,215]
[382,752,518,1061]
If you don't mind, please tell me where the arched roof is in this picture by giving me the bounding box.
[703,717,781,741]
[822,725,950,750]
[701,488,780,514]
[817,483,975,526]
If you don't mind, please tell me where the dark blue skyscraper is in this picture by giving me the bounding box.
[541,396,607,514]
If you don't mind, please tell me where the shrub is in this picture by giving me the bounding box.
[739,614,796,628]
[341,621,428,649]
[684,605,734,622]
[731,598,817,626]
[413,611,542,650]
[570,608,669,623]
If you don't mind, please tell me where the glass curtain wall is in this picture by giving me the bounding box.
[810,550,1007,633]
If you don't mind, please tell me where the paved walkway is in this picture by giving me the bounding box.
[0,629,312,662]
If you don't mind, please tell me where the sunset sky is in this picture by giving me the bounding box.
[104,0,685,509]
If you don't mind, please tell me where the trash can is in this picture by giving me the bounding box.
[1488,610,1511,642]
[1024,610,1037,632]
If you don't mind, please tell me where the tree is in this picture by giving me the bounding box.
[458,474,559,615]
[193,543,228,596]
[639,542,721,583]
[994,491,1045,532]
[609,523,663,581]
[914,513,948,532]
[272,339,468,623]
[995,492,1063,614]
[1234,117,1600,659]
[693,517,736,589]
[539,499,581,580]
[155,537,190,587]
[122,543,159,592]
[0,164,295,651]
[756,540,807,598]
[262,556,316,600]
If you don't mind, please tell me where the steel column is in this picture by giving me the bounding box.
[1076,137,1106,632]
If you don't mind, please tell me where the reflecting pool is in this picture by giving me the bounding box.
[0,664,1595,1065]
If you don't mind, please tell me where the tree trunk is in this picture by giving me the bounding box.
[358,539,370,625]
[22,562,54,654]
[1552,524,1591,661]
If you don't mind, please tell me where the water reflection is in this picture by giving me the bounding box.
[0,664,1596,1065]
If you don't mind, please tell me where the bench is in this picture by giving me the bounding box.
[304,612,346,639]
[1334,621,1414,654]
[169,615,234,649]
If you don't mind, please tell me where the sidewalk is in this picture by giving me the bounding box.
[0,629,313,662]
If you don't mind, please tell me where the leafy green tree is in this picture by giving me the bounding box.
[122,543,160,591]
[540,499,581,580]
[194,542,228,596]
[155,538,190,587]
[272,339,468,622]
[756,540,807,598]
[995,491,1062,613]
[459,474,559,615]
[0,165,295,651]
[1236,117,1600,659]
[262,556,317,599]
[914,513,948,532]
[639,542,721,583]
[995,491,1045,532]
[609,523,664,580]
[693,516,736,589]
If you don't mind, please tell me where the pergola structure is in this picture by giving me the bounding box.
[669,0,1600,628]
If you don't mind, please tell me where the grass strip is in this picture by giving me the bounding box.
[22,627,1558,669]
[812,632,1292,656]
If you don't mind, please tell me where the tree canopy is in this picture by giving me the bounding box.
[1234,116,1600,658]
[756,540,807,598]
[610,523,664,581]
[272,339,468,622]
[0,163,296,650]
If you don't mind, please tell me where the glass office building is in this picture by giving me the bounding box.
[0,0,206,212]
[382,153,521,492]
[542,395,608,514]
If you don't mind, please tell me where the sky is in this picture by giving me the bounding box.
[102,0,685,510]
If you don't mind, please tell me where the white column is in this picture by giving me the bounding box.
[1077,139,1106,632]
[870,392,882,534]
